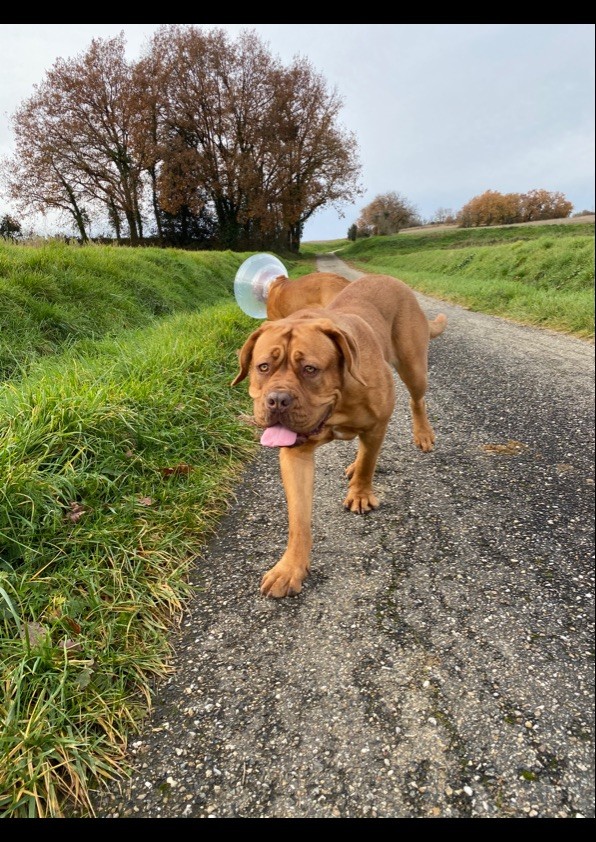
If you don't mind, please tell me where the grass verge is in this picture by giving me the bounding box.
[0,302,258,817]
[0,242,251,380]
[301,222,594,339]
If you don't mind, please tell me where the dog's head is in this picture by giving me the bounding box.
[232,316,366,443]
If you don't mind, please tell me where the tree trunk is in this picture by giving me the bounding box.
[125,208,140,245]
[149,165,163,244]
[108,199,122,243]
[286,223,301,253]
[214,196,242,249]
[70,207,88,242]
[134,189,144,241]
[62,179,88,242]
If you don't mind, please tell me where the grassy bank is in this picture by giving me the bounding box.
[0,242,251,380]
[0,302,258,817]
[302,221,595,339]
[0,242,270,816]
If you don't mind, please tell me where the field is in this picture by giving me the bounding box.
[301,220,595,339]
[0,221,593,817]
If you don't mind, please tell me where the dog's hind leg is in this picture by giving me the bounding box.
[343,422,390,513]
[395,356,436,453]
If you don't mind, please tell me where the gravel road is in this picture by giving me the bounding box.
[92,254,594,819]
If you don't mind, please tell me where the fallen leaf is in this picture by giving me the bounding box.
[22,621,49,648]
[67,502,86,522]
[161,463,193,477]
[137,496,154,507]
[65,617,81,634]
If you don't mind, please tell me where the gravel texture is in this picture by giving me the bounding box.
[91,255,594,819]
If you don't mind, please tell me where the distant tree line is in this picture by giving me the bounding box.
[1,26,362,252]
[350,188,576,239]
[457,189,574,227]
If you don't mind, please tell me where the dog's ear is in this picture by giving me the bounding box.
[318,321,367,387]
[231,324,269,386]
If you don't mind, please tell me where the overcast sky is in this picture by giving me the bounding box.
[0,23,594,241]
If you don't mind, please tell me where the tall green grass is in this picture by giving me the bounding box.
[0,302,258,818]
[0,241,250,380]
[312,222,594,338]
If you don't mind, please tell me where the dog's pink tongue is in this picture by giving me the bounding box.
[260,424,298,447]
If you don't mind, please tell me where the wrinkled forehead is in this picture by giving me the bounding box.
[253,322,340,365]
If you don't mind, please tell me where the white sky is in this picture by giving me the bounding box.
[0,23,594,241]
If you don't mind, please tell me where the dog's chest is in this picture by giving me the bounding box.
[331,426,358,441]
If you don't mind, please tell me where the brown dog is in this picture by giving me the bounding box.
[232,273,447,598]
[266,272,350,320]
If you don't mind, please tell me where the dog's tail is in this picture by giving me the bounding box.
[429,313,447,339]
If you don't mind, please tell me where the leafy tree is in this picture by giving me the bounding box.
[3,26,361,252]
[268,55,362,252]
[0,213,22,240]
[457,188,574,227]
[356,191,419,236]
[140,25,362,252]
[457,190,521,227]
[347,223,358,241]
[519,189,573,222]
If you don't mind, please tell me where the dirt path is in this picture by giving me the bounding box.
[92,257,594,819]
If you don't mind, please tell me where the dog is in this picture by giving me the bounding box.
[266,272,350,320]
[232,273,447,598]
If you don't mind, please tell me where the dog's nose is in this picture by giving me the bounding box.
[266,390,294,411]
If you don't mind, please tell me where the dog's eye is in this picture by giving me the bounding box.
[303,365,318,376]
[257,363,270,373]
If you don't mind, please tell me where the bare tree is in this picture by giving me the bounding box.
[5,33,146,243]
[2,91,91,241]
[431,207,455,225]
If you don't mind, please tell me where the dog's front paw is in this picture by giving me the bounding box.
[343,487,379,514]
[413,429,435,452]
[261,561,309,598]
